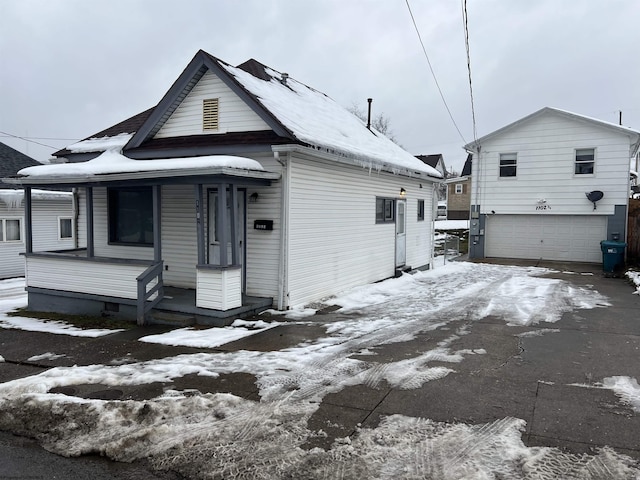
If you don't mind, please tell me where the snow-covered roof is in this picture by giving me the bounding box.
[0,189,72,208]
[13,150,277,184]
[67,133,134,154]
[219,61,441,178]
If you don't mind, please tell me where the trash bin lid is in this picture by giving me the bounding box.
[600,240,627,247]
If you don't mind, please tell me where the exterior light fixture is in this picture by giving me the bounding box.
[249,192,259,203]
[400,188,406,197]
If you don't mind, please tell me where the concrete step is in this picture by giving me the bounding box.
[149,310,196,327]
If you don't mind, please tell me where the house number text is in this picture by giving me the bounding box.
[535,204,551,211]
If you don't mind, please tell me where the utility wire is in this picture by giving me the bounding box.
[462,0,478,145]
[405,0,467,145]
[0,130,60,149]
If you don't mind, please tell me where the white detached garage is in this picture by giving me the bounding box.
[465,107,640,263]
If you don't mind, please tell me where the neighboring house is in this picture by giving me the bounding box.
[465,107,640,263]
[416,154,447,200]
[5,50,442,325]
[0,143,75,279]
[445,154,472,220]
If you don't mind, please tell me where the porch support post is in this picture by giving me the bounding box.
[86,186,94,258]
[229,184,238,265]
[217,183,228,266]
[195,184,205,264]
[24,186,33,253]
[152,185,162,262]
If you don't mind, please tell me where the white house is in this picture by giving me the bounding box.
[465,107,640,263]
[0,143,75,279]
[5,50,441,325]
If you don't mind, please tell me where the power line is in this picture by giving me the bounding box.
[405,0,467,145]
[462,0,478,145]
[0,130,61,149]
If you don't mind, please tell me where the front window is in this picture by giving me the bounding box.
[108,187,153,245]
[376,197,395,223]
[0,218,22,242]
[575,148,595,175]
[499,153,517,177]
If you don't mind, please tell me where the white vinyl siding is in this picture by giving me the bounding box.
[26,256,152,299]
[1,197,75,279]
[485,214,607,263]
[155,70,270,138]
[286,154,433,308]
[196,267,242,310]
[472,113,633,215]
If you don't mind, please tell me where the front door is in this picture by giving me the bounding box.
[208,189,246,287]
[395,199,406,267]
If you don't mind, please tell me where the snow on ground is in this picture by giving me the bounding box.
[0,278,122,337]
[434,219,469,230]
[602,376,640,412]
[0,263,638,479]
[626,269,640,294]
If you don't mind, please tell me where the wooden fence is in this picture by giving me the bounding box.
[628,198,640,265]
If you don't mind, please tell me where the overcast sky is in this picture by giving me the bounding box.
[1,0,638,173]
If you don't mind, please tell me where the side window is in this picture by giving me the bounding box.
[575,148,595,175]
[376,197,395,223]
[417,199,425,221]
[499,153,517,177]
[1,218,22,242]
[455,184,463,194]
[59,217,73,239]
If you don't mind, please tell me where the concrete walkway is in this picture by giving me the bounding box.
[1,259,639,477]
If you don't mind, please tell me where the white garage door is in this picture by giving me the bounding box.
[485,215,607,263]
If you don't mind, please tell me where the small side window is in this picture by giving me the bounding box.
[59,217,73,239]
[455,184,463,194]
[1,218,22,242]
[575,148,595,175]
[376,197,395,223]
[499,153,517,177]
[417,199,425,221]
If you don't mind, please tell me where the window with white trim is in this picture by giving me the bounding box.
[575,148,595,175]
[455,184,464,194]
[59,217,73,239]
[1,218,22,242]
[499,153,517,177]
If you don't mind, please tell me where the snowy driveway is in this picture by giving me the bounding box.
[1,262,640,479]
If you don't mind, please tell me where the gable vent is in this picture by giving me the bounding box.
[203,98,219,131]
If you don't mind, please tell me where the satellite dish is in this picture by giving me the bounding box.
[585,190,604,210]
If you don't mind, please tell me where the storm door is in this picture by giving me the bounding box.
[395,199,406,267]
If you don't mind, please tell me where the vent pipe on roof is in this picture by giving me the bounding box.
[281,73,289,85]
[367,98,373,130]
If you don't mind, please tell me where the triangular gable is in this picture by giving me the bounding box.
[126,50,293,150]
[465,107,640,152]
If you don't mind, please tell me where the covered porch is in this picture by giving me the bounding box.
[10,154,281,326]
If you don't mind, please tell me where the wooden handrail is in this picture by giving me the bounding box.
[136,261,164,326]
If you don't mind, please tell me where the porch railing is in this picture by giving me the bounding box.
[136,261,164,326]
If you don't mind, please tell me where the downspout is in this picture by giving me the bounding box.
[430,181,437,270]
[276,151,290,310]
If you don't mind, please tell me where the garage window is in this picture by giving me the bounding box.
[575,148,595,175]
[499,153,517,177]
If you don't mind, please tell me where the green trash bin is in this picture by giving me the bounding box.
[600,240,626,273]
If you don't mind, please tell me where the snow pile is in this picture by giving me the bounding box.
[222,62,441,179]
[434,219,470,230]
[139,319,280,348]
[18,150,265,179]
[27,352,66,362]
[602,376,640,412]
[626,269,640,294]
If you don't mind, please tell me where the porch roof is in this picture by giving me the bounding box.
[3,150,280,187]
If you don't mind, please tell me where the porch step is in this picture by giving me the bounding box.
[149,310,196,327]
